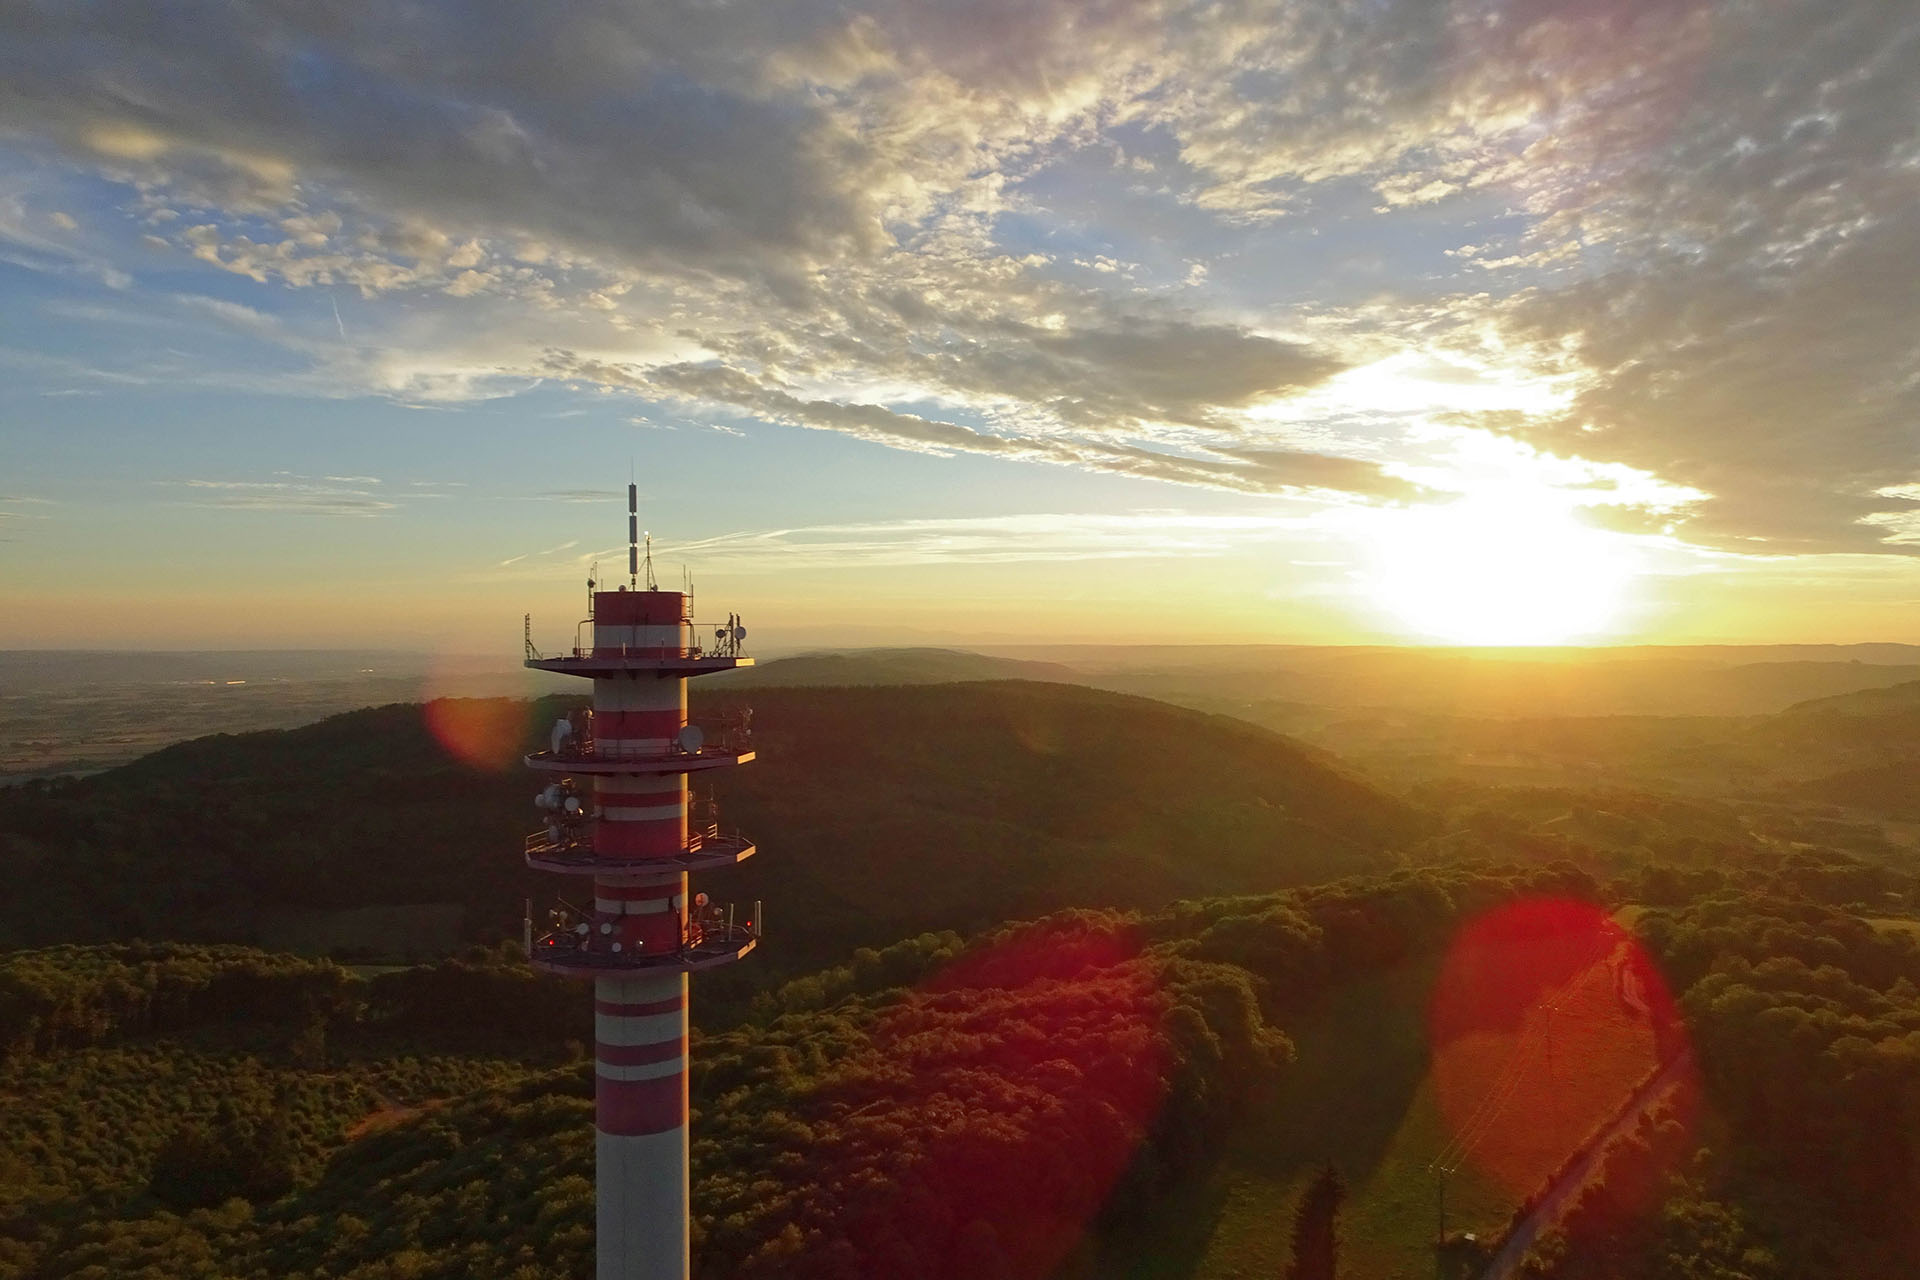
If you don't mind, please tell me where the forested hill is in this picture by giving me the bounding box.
[1780,678,1920,718]
[0,681,1429,966]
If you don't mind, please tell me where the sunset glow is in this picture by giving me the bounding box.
[1367,495,1641,644]
[0,1,1915,649]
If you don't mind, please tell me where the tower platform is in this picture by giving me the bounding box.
[524,746,755,775]
[524,831,756,876]
[530,929,757,978]
[526,653,754,677]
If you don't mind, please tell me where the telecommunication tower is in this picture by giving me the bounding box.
[522,485,758,1280]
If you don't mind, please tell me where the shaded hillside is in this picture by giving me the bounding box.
[724,647,1081,688]
[1782,679,1920,718]
[701,682,1430,966]
[1800,762,1920,820]
[0,682,1428,970]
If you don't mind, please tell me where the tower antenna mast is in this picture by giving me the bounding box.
[628,478,639,591]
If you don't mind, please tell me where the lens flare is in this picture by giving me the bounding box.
[418,648,549,771]
[423,697,533,771]
[774,920,1169,1280]
[1427,898,1694,1202]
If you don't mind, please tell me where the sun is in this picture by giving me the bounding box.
[1365,494,1640,645]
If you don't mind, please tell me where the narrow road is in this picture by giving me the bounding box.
[1478,1049,1694,1280]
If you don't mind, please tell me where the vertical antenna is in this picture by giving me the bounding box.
[628,481,639,590]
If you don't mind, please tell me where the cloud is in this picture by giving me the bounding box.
[497,537,581,568]
[552,350,1416,501]
[167,477,398,517]
[653,510,1314,571]
[187,494,399,516]
[532,489,620,503]
[1,0,1915,557]
[1443,0,1920,554]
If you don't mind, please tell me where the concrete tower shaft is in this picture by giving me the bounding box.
[595,969,690,1280]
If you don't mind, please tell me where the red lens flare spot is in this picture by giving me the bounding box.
[1427,897,1695,1203]
[423,697,530,771]
[767,920,1169,1280]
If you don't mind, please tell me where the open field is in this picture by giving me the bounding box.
[1098,923,1661,1280]
[0,650,565,779]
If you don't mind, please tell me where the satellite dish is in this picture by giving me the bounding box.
[733,625,747,641]
[715,627,728,639]
[551,718,574,754]
[563,796,581,815]
[676,724,705,753]
[537,784,561,810]
[694,892,710,907]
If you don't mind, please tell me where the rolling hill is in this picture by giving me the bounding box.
[1781,679,1920,719]
[0,681,1430,971]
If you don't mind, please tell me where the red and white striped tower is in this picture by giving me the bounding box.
[523,490,758,1280]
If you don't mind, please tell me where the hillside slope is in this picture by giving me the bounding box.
[0,681,1428,968]
[1781,679,1920,718]
[702,681,1429,964]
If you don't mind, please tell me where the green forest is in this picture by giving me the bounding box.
[5,680,1920,1278]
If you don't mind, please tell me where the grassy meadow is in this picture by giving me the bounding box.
[1095,929,1661,1280]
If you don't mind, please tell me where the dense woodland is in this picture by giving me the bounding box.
[6,679,1920,1278]
[2,862,1598,1279]
[5,850,1919,1278]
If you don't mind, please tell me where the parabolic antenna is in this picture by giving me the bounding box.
[677,724,705,754]
[733,625,746,641]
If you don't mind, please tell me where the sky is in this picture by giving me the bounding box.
[1,0,1917,650]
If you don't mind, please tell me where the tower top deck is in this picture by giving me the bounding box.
[524,587,753,675]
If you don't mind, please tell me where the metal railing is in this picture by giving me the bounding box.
[551,617,749,662]
[539,721,752,763]
[524,821,742,859]
[531,903,761,964]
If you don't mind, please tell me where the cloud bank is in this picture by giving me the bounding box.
[1,0,1915,550]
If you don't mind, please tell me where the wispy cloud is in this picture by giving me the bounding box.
[532,489,620,503]
[496,538,581,568]
[188,494,399,516]
[636,511,1313,572]
[166,476,398,517]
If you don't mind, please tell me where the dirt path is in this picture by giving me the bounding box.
[1477,1049,1694,1280]
[345,1087,439,1140]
